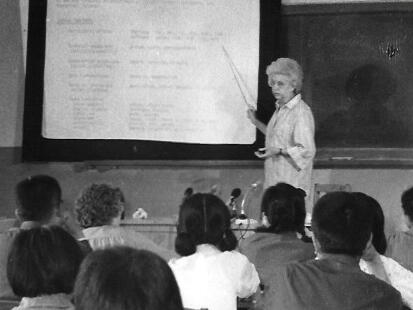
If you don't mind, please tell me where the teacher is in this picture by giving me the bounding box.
[247,58,316,198]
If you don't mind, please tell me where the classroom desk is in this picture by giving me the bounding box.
[121,217,258,251]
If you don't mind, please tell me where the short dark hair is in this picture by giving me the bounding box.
[401,187,413,223]
[75,184,123,228]
[15,175,62,222]
[175,193,237,256]
[258,183,307,234]
[352,192,387,254]
[74,247,183,310]
[312,192,373,256]
[7,225,84,297]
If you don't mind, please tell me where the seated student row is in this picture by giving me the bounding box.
[1,175,413,310]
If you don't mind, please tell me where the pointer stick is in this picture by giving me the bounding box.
[222,46,256,110]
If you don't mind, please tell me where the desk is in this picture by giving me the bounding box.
[121,218,258,252]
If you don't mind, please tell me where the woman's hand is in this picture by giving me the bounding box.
[254,146,281,159]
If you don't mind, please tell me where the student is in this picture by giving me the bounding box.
[387,186,413,272]
[260,191,402,310]
[0,175,88,299]
[239,183,314,285]
[169,193,260,310]
[75,183,174,260]
[74,247,183,310]
[357,192,413,309]
[7,226,84,310]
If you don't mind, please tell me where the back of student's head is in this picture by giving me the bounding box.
[15,175,62,222]
[75,183,124,228]
[401,187,413,224]
[7,225,84,297]
[74,247,183,310]
[258,182,306,234]
[312,192,373,257]
[175,193,237,256]
[352,192,387,254]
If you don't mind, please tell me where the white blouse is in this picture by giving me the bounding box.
[81,225,174,261]
[360,254,413,309]
[169,244,260,310]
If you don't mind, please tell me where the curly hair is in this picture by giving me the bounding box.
[75,184,124,229]
[266,58,303,93]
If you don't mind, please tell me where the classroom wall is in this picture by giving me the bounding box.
[0,0,411,237]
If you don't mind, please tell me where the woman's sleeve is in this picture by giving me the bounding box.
[236,254,260,298]
[286,107,316,171]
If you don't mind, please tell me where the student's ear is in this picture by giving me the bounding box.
[14,208,22,221]
[362,234,378,262]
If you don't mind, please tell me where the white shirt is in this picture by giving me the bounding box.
[81,225,174,260]
[168,244,260,310]
[12,293,74,310]
[264,94,316,195]
[360,254,413,309]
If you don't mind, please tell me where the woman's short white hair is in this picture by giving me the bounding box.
[266,58,303,93]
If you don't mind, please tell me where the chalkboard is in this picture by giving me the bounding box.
[22,0,281,161]
[282,3,413,167]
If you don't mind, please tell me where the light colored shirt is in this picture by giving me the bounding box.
[264,94,315,195]
[387,229,413,272]
[360,254,413,309]
[81,225,175,261]
[168,244,260,310]
[11,293,74,310]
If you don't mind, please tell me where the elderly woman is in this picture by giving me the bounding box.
[247,58,315,198]
[75,183,174,260]
[259,192,402,310]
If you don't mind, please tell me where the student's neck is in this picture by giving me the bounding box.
[316,252,360,267]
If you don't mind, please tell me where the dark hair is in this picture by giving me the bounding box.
[15,175,62,222]
[74,247,183,310]
[7,225,84,297]
[257,183,307,237]
[352,192,387,254]
[401,187,413,223]
[175,193,237,256]
[312,192,373,256]
[75,184,123,228]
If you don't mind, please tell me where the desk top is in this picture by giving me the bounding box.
[121,217,258,230]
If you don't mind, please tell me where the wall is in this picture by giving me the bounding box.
[0,0,411,237]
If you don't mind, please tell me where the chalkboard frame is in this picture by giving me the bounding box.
[22,0,281,162]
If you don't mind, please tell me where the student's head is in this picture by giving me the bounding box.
[258,183,307,235]
[401,187,413,227]
[311,192,373,257]
[352,192,387,255]
[74,247,183,310]
[266,58,303,100]
[175,193,237,256]
[15,175,62,223]
[7,225,84,297]
[75,184,124,228]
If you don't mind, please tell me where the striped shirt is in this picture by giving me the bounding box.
[264,94,316,195]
